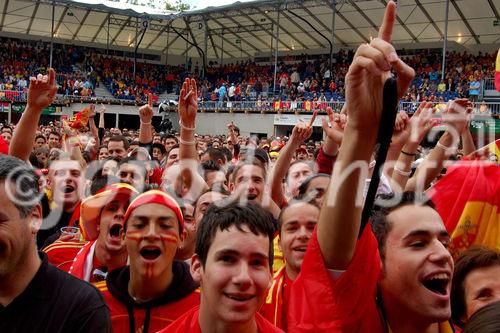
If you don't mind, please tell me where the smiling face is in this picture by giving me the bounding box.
[231,164,265,205]
[286,162,312,198]
[125,203,183,279]
[192,225,272,326]
[378,205,453,324]
[462,265,500,322]
[279,202,319,280]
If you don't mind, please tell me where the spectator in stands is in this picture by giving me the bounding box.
[107,135,129,160]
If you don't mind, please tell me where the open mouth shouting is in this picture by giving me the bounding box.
[139,246,162,262]
[108,223,123,243]
[421,272,451,299]
[62,185,75,194]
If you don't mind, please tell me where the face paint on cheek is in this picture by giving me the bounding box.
[125,230,143,242]
[159,230,179,244]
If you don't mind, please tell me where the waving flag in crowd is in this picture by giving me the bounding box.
[430,159,500,259]
[68,106,91,130]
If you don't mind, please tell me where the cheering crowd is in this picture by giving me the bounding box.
[1,2,500,333]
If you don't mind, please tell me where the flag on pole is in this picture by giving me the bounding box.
[68,107,90,130]
[430,160,500,259]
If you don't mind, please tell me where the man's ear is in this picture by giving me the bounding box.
[190,254,202,283]
[30,204,43,235]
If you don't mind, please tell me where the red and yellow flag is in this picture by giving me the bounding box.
[430,160,500,258]
[68,107,90,130]
[495,48,500,92]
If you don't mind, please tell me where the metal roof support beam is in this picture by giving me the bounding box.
[281,10,324,48]
[208,31,219,60]
[53,5,69,36]
[237,10,293,51]
[450,0,480,44]
[415,0,443,38]
[183,18,203,58]
[323,0,369,43]
[208,16,258,55]
[162,33,181,53]
[256,8,309,49]
[146,21,171,49]
[211,20,271,49]
[300,6,347,47]
[26,1,40,35]
[0,0,10,31]
[71,9,91,40]
[110,16,132,46]
[349,1,379,32]
[91,12,110,43]
[487,0,499,19]
[109,17,187,34]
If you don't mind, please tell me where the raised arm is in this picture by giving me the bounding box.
[138,94,153,145]
[390,102,436,192]
[269,113,315,205]
[10,69,57,160]
[406,98,470,192]
[178,78,198,161]
[318,1,415,269]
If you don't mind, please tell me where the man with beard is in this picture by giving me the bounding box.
[98,190,199,332]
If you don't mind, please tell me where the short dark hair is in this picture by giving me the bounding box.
[201,160,221,172]
[451,246,500,327]
[90,174,121,195]
[206,148,226,163]
[370,192,435,261]
[163,134,178,142]
[117,157,147,180]
[219,146,233,162]
[192,187,230,217]
[35,134,46,142]
[297,173,330,197]
[48,131,61,140]
[152,142,167,156]
[0,155,40,218]
[195,201,275,269]
[108,135,130,150]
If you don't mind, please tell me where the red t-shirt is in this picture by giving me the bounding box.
[43,240,86,272]
[288,227,382,333]
[260,267,292,330]
[98,284,200,333]
[159,306,284,333]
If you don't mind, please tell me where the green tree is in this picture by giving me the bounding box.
[165,0,191,11]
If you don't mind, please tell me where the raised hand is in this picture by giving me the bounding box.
[28,68,58,110]
[179,78,198,129]
[99,103,106,114]
[139,93,154,124]
[443,98,472,136]
[407,102,437,145]
[88,104,96,118]
[345,1,414,139]
[322,107,346,145]
[291,110,316,145]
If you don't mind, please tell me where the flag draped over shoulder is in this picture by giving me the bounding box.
[496,48,500,92]
[429,160,500,258]
[488,139,500,161]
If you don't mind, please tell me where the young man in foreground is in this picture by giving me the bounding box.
[160,202,283,333]
[98,190,199,333]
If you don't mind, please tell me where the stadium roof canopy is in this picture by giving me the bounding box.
[0,0,498,59]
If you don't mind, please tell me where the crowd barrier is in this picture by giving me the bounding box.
[1,90,499,115]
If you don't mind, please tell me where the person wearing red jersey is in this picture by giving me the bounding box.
[259,200,319,331]
[286,2,454,333]
[44,183,137,280]
[159,201,282,333]
[98,190,199,333]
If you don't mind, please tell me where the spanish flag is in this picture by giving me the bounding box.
[430,160,500,259]
[496,48,500,92]
[68,107,90,130]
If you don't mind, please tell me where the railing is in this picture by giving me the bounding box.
[483,77,496,91]
[1,89,499,115]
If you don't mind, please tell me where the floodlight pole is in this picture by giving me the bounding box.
[220,32,224,66]
[107,16,110,55]
[273,9,280,96]
[331,1,336,70]
[203,19,208,78]
[50,0,55,68]
[165,29,170,66]
[441,0,449,80]
[134,17,138,77]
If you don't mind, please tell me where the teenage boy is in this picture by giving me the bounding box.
[160,201,283,333]
[98,190,199,333]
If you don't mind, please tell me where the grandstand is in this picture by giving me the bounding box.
[0,0,499,135]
